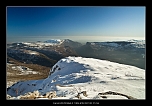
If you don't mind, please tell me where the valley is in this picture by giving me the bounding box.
[6,39,146,99]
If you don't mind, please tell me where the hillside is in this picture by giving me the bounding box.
[7,57,50,88]
[6,39,81,90]
[76,40,145,69]
[7,56,145,99]
[7,39,80,67]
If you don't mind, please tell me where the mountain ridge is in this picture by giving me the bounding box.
[7,56,145,99]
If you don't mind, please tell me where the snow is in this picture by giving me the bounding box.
[7,56,145,99]
[28,51,39,55]
[7,81,18,88]
[21,39,64,48]
[99,42,119,47]
[44,39,62,43]
[89,39,145,49]
[22,42,32,45]
[8,65,39,75]
[126,40,145,49]
[127,39,145,43]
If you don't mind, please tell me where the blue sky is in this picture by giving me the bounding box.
[6,6,145,42]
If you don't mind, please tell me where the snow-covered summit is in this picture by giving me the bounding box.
[18,39,64,48]
[88,39,145,49]
[44,39,62,44]
[11,39,81,49]
[127,39,145,48]
[127,39,145,43]
[7,56,145,99]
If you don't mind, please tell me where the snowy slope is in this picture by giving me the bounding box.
[7,56,145,99]
[88,39,145,49]
[44,39,63,44]
[127,39,145,48]
[20,39,64,48]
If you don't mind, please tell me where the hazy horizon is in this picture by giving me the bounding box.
[7,35,145,44]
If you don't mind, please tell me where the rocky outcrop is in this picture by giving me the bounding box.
[7,90,57,100]
[98,91,137,99]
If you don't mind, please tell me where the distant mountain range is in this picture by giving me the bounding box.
[7,39,145,69]
[7,39,81,68]
[6,39,145,99]
[76,40,145,69]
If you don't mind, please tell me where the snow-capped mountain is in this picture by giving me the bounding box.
[127,39,145,48]
[7,56,145,99]
[21,39,63,47]
[61,39,82,49]
[7,39,80,67]
[87,39,145,49]
[43,39,63,44]
[76,39,145,69]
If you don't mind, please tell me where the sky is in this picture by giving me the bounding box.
[6,6,145,43]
